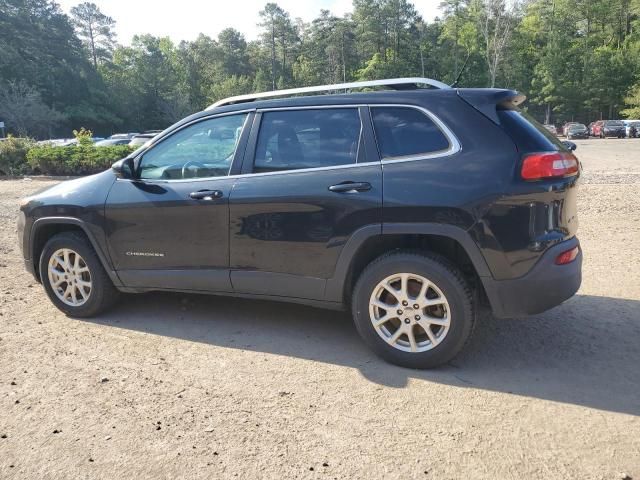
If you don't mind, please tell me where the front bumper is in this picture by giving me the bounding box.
[603,130,624,137]
[482,237,582,318]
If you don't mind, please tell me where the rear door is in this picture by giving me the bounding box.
[228,106,382,300]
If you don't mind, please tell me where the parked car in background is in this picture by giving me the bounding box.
[36,138,75,147]
[17,78,583,369]
[588,121,599,136]
[543,124,558,135]
[561,122,579,137]
[37,138,103,147]
[590,121,604,137]
[566,123,589,140]
[622,120,640,138]
[95,138,131,147]
[603,120,625,138]
[128,133,158,147]
[109,133,139,140]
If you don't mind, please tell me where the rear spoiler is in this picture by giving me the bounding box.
[456,89,526,125]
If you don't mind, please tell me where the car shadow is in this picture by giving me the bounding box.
[87,292,640,416]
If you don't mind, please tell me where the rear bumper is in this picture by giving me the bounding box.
[482,237,582,318]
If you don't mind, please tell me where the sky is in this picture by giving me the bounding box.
[56,0,443,45]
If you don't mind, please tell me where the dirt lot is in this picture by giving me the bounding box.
[1,139,639,479]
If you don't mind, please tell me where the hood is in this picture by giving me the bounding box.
[20,170,117,214]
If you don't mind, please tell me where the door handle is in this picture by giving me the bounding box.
[328,182,372,193]
[189,189,223,200]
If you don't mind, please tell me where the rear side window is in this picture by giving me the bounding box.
[253,109,361,173]
[371,107,450,159]
[497,109,567,152]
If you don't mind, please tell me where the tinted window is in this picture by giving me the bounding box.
[371,107,450,159]
[497,109,567,152]
[139,114,248,180]
[253,109,361,173]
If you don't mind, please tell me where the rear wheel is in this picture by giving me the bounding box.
[40,232,119,317]
[351,251,475,369]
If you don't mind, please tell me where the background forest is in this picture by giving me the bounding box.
[1,0,640,138]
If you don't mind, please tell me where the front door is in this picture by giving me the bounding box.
[105,112,251,292]
[228,107,382,300]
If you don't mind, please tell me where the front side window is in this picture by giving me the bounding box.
[253,108,361,173]
[371,107,451,159]
[139,113,248,180]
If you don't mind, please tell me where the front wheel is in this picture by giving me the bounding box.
[39,232,119,317]
[351,252,475,369]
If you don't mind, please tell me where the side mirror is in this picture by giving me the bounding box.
[111,158,134,179]
[561,140,577,151]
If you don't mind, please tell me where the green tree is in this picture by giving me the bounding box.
[0,81,64,137]
[621,84,640,118]
[70,2,117,68]
[259,3,286,89]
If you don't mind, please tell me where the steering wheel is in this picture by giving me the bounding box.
[181,160,207,179]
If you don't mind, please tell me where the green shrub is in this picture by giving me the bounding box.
[26,144,135,176]
[0,136,36,175]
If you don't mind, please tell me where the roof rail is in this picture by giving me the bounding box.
[206,77,451,110]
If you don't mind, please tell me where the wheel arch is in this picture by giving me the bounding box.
[325,223,493,305]
[30,217,121,286]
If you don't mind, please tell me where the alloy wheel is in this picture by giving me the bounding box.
[368,273,451,353]
[47,248,92,307]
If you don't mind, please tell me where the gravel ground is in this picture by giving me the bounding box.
[1,138,639,479]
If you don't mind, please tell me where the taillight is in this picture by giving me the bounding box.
[521,152,579,180]
[555,246,580,265]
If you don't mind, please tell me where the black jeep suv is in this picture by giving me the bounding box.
[18,78,582,368]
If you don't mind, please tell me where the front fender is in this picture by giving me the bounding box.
[28,217,122,287]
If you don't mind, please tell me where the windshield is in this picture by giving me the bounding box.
[605,120,623,126]
[569,124,586,131]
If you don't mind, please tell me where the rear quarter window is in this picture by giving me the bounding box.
[371,107,451,159]
[497,109,567,152]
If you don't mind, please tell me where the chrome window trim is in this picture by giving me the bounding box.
[370,104,461,163]
[124,103,461,184]
[117,160,383,185]
[256,104,367,112]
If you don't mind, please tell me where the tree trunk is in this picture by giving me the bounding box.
[89,23,97,69]
[545,103,551,125]
[271,22,276,90]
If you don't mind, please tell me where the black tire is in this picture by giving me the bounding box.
[39,232,119,317]
[351,251,475,369]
